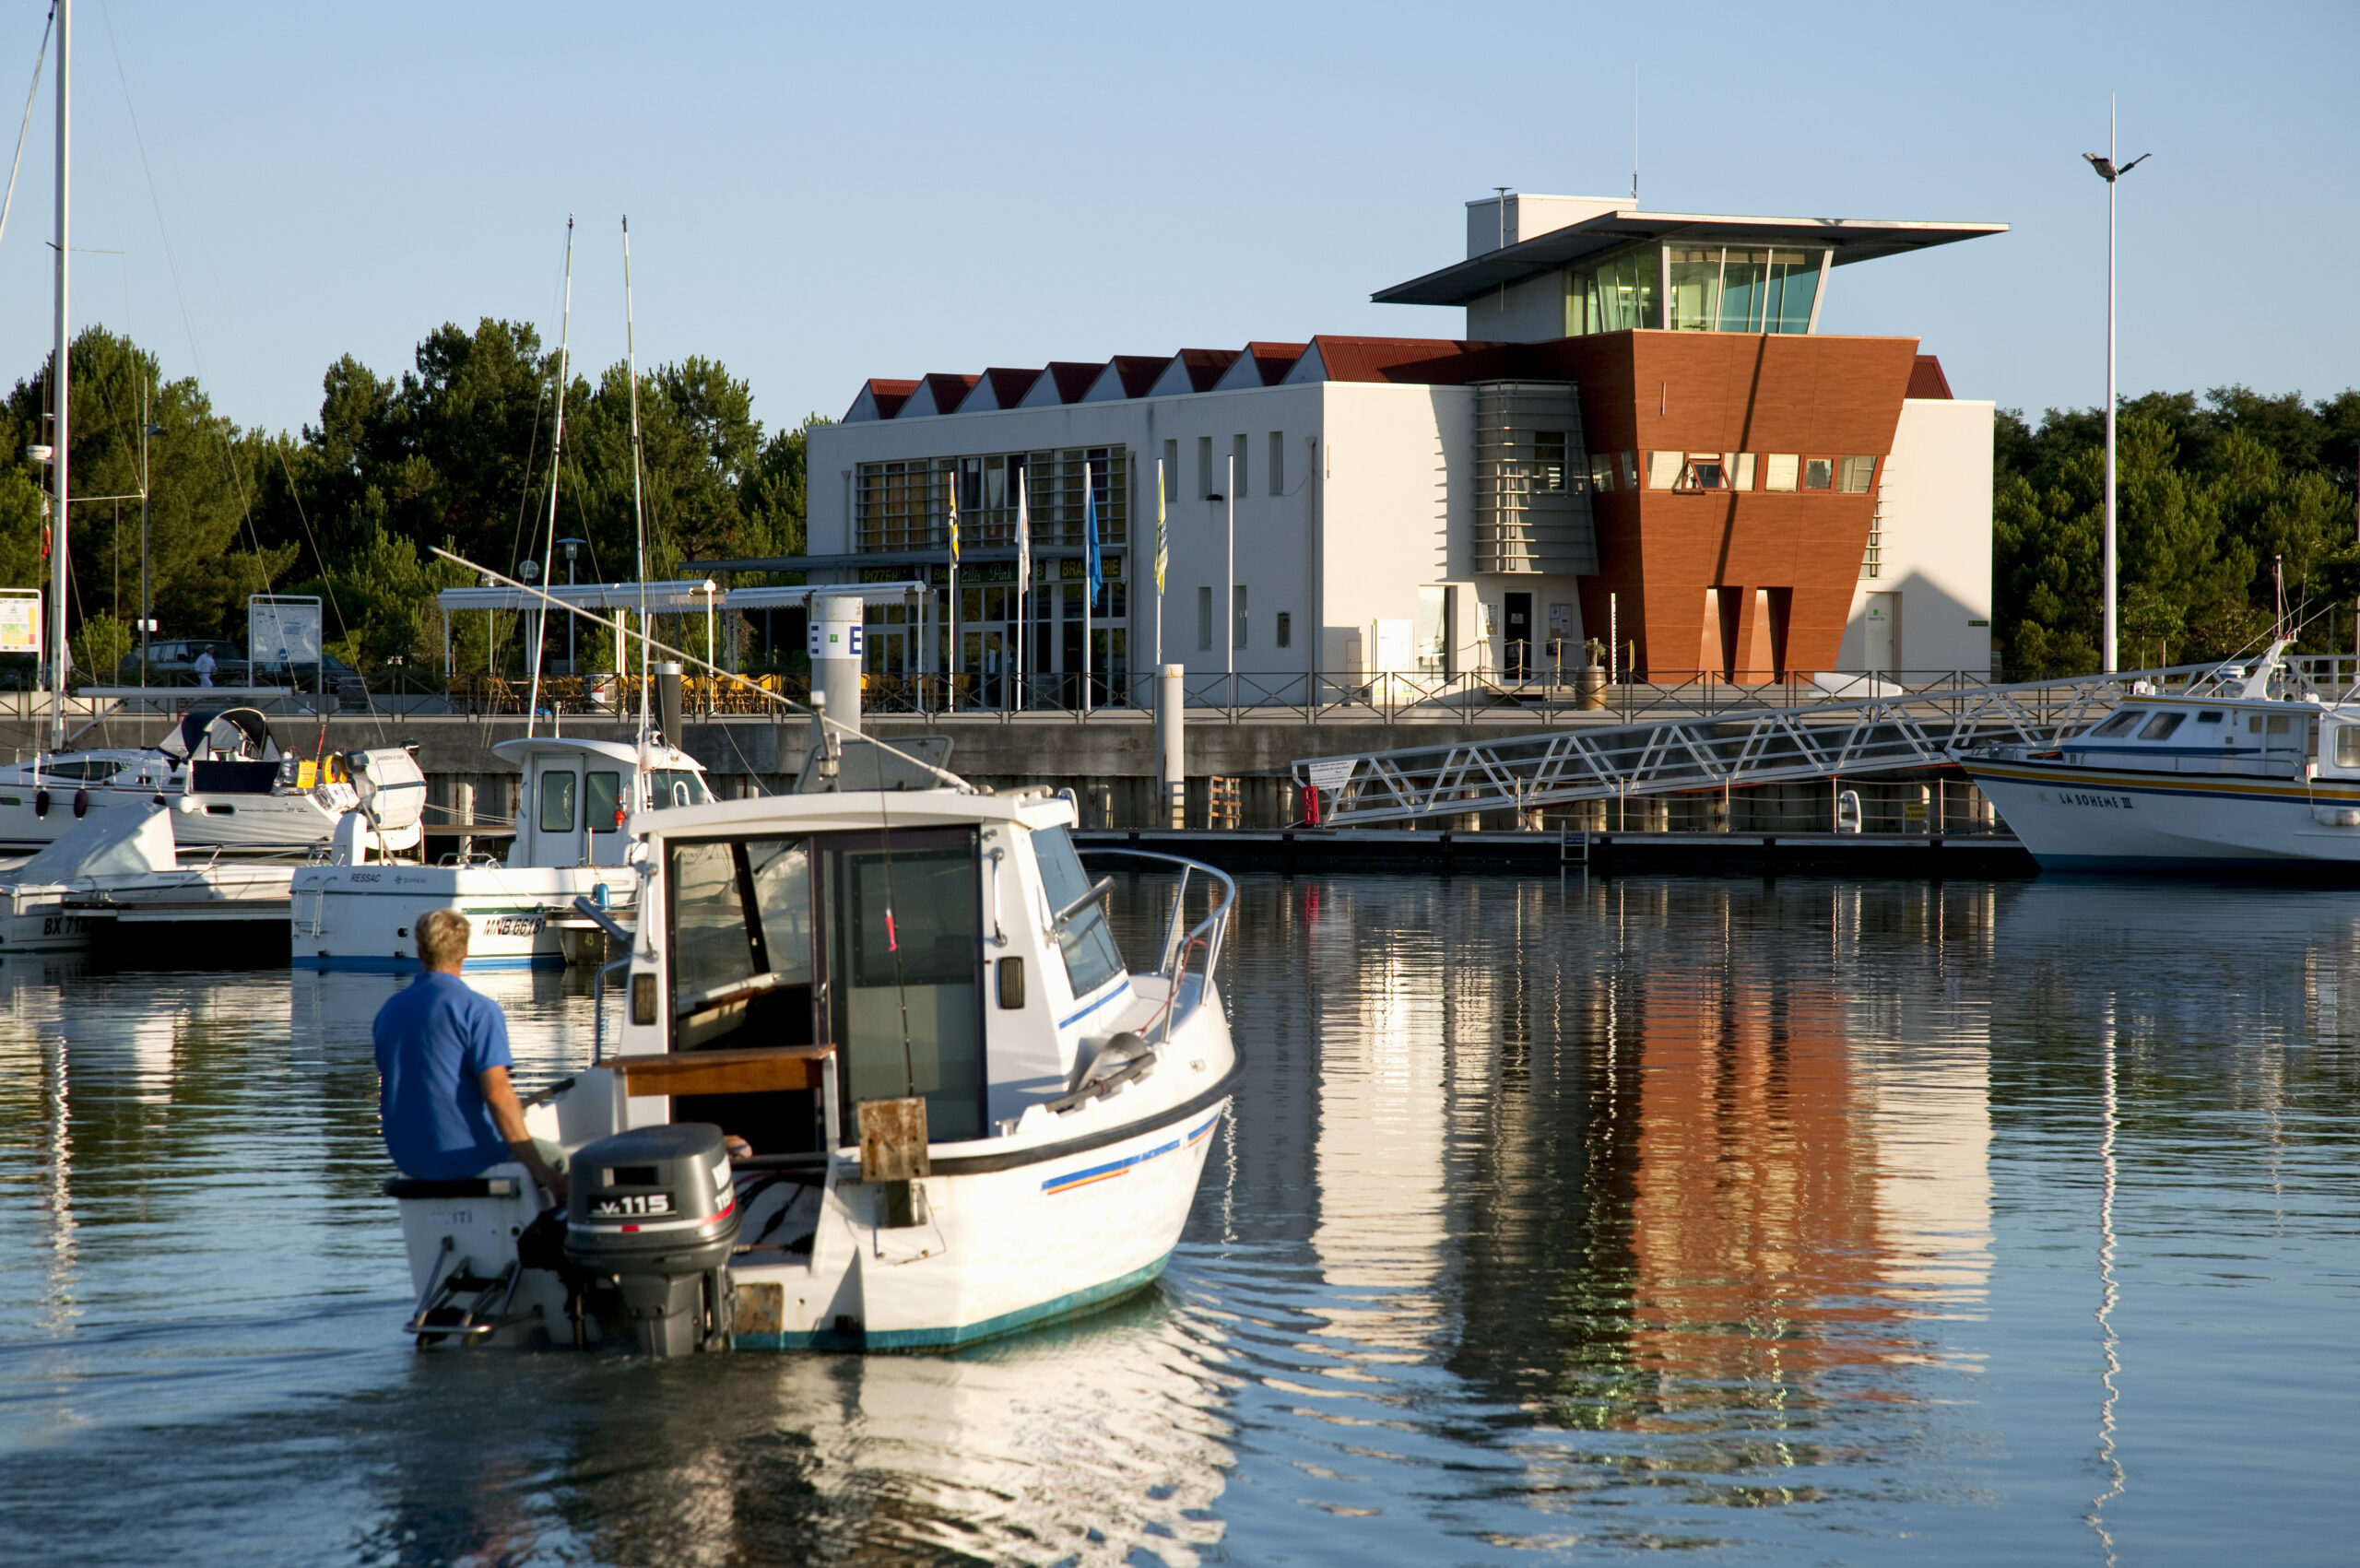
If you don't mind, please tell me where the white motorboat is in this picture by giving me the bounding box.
[0,707,427,857]
[290,737,711,972]
[0,801,300,952]
[384,776,1239,1354]
[1957,640,2360,875]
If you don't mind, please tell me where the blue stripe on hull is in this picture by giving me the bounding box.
[733,1254,1173,1354]
[291,953,563,973]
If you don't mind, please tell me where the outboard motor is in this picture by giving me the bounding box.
[563,1123,739,1357]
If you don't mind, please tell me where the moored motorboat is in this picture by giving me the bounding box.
[290,737,710,971]
[0,707,426,857]
[386,775,1238,1354]
[1957,640,2360,875]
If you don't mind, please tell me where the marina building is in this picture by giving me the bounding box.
[785,194,2006,701]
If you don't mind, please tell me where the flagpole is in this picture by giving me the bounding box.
[1083,459,1094,717]
[1226,453,1236,710]
[1014,466,1028,713]
[1154,457,1165,690]
[946,464,958,713]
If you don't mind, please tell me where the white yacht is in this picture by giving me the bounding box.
[290,736,710,972]
[0,708,426,857]
[384,778,1238,1354]
[1957,641,2360,874]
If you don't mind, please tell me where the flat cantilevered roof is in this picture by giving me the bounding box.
[1373,209,2008,307]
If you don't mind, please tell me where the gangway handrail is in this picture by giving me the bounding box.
[1290,661,2251,825]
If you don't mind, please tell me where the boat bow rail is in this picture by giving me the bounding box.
[1291,664,2248,825]
[1077,847,1234,1043]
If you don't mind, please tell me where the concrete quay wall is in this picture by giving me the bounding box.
[12,711,1988,835]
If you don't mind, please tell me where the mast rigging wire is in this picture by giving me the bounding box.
[0,6,53,258]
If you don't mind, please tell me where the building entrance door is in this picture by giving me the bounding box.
[1504,593,1533,680]
[1863,592,1899,675]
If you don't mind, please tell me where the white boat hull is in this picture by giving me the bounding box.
[1965,756,2360,873]
[392,981,1235,1351]
[292,863,635,971]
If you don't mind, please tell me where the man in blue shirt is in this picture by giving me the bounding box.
[375,908,565,1205]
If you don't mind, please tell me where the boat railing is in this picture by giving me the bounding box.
[1076,846,1236,1044]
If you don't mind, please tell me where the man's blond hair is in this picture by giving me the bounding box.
[417,908,471,971]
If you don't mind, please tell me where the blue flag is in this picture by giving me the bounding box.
[1084,464,1103,606]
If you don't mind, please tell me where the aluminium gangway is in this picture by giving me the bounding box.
[1290,666,2222,826]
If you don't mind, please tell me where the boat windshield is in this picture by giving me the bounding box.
[647,769,710,808]
[1032,823,1124,999]
[2138,713,2185,740]
[2088,709,2144,738]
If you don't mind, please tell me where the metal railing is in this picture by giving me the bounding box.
[1290,662,2232,826]
[1078,846,1235,1045]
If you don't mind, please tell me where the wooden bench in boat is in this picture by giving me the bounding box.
[616,1044,834,1099]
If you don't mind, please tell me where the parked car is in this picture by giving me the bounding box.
[117,639,249,688]
[248,650,369,702]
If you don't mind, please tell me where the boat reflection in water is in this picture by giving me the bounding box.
[2,877,2354,1564]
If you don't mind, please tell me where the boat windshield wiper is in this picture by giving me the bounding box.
[1053,877,1114,929]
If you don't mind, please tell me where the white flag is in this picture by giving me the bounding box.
[1014,466,1031,595]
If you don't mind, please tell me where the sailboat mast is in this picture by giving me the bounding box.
[624,217,651,757]
[46,0,68,753]
[524,215,574,738]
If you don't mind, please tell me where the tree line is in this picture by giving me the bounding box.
[6,323,2353,688]
[0,323,820,682]
[1995,386,2360,677]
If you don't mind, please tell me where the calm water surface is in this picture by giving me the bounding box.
[1,874,2354,1565]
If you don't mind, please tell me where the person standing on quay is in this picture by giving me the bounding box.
[193,646,216,688]
[374,908,565,1205]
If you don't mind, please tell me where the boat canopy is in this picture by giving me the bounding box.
[157,707,277,763]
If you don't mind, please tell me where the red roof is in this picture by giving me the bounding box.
[1906,354,1953,399]
[861,378,918,419]
[916,372,980,414]
[1109,355,1170,397]
[1041,361,1103,403]
[1301,335,1519,384]
[977,367,1043,407]
[1238,340,1308,385]
[1169,348,1241,392]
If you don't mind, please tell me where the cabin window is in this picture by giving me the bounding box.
[538,771,577,832]
[2196,711,2224,725]
[648,769,709,808]
[2336,727,2360,768]
[2090,710,2144,737]
[1031,823,1124,1000]
[2137,713,2184,740]
[821,831,984,1143]
[667,838,817,1050]
[585,772,621,829]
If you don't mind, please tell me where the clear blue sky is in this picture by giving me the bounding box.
[0,0,2350,442]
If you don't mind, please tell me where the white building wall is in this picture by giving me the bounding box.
[1835,398,1995,677]
[1316,383,1468,677]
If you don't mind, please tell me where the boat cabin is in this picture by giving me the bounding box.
[497,737,711,868]
[2067,698,2319,775]
[602,789,1127,1157]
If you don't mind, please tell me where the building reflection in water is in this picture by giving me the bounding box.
[1292,877,1995,1468]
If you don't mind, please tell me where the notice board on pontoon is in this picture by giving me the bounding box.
[248,595,322,667]
[0,591,39,654]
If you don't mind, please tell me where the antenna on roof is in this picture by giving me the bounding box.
[1631,66,1640,205]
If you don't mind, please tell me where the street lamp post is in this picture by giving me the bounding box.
[2085,100,2150,674]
